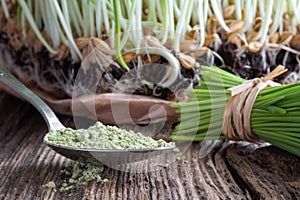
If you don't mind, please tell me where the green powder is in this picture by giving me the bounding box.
[43,181,57,192]
[44,122,173,149]
[59,160,108,192]
[43,160,108,192]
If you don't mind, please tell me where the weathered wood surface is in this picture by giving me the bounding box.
[0,91,299,200]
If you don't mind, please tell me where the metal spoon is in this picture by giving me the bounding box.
[0,67,175,169]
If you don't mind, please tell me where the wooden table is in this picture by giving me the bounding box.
[0,91,299,199]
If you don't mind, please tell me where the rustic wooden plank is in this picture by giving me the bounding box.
[0,91,299,199]
[226,143,300,199]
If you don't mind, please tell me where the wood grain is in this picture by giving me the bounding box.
[0,91,299,200]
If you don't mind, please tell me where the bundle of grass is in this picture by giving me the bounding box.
[172,65,300,157]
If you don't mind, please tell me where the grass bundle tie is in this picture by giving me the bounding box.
[222,65,288,142]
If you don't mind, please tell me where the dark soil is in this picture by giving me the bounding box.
[217,42,299,82]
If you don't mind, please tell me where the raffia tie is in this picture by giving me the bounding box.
[221,65,287,142]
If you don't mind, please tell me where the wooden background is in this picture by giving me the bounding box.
[0,91,299,200]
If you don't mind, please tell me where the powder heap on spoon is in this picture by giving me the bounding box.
[44,121,174,149]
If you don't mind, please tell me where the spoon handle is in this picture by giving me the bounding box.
[0,66,65,131]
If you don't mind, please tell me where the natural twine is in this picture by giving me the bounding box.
[221,65,288,142]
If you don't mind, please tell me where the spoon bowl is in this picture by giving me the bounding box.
[45,142,175,166]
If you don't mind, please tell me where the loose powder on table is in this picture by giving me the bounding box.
[44,121,174,149]
[43,160,108,192]
[43,181,57,192]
